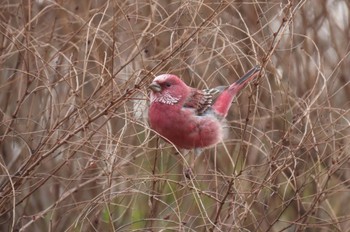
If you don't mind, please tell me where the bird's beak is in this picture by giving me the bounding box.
[148,81,162,92]
[149,82,162,92]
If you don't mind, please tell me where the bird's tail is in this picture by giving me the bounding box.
[212,65,261,118]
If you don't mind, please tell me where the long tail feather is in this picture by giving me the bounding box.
[212,66,261,118]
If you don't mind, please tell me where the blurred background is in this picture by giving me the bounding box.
[0,0,350,231]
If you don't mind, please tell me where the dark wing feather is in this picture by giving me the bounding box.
[183,86,226,115]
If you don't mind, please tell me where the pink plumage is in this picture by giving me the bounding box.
[148,66,260,150]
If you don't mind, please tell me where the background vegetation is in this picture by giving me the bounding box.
[1,0,350,231]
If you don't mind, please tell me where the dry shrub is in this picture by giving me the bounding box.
[0,0,350,231]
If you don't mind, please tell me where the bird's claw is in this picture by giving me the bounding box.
[184,167,194,179]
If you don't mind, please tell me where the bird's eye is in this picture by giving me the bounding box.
[165,82,171,87]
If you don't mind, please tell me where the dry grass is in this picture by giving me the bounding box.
[1,0,350,231]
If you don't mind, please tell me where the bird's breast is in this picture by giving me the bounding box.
[149,103,223,149]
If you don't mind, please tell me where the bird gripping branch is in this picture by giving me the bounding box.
[148,65,261,151]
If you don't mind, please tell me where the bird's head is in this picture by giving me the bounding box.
[149,74,190,105]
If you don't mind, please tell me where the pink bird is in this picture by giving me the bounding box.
[148,66,260,155]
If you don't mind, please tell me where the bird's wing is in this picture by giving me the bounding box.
[183,86,226,115]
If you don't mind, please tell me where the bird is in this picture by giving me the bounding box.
[148,65,260,170]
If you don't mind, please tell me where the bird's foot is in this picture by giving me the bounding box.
[184,167,194,179]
